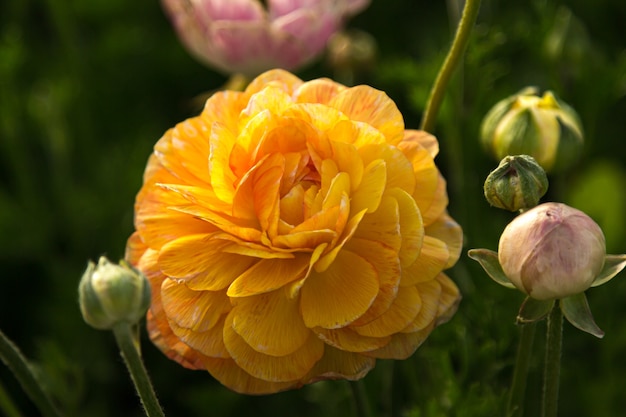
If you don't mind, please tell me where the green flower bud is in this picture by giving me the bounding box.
[484,155,548,211]
[498,203,606,300]
[79,256,151,330]
[480,87,584,172]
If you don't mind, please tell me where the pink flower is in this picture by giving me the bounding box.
[162,0,370,76]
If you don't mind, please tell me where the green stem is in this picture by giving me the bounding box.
[0,329,62,417]
[112,323,165,417]
[420,0,482,133]
[541,303,563,417]
[350,380,374,417]
[507,322,537,417]
[0,378,25,417]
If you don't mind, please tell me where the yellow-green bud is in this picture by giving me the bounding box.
[498,203,606,300]
[79,256,151,330]
[480,87,584,172]
[484,155,548,212]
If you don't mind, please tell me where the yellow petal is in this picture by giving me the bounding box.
[167,313,230,359]
[313,208,367,272]
[301,249,379,329]
[397,139,439,217]
[329,140,363,192]
[223,312,323,382]
[425,213,464,269]
[329,86,405,145]
[358,143,415,195]
[137,211,218,251]
[161,279,230,332]
[240,85,294,124]
[252,119,312,162]
[408,280,442,331]
[201,90,247,134]
[353,286,421,338]
[227,255,310,297]
[230,288,311,356]
[168,201,263,243]
[386,188,425,267]
[345,238,401,326]
[314,327,390,352]
[279,183,306,226]
[158,233,256,291]
[233,153,283,233]
[203,357,299,394]
[435,273,461,325]
[402,130,439,158]
[154,118,211,185]
[362,324,435,360]
[353,195,401,252]
[125,231,148,266]
[418,174,448,226]
[284,103,346,135]
[328,119,387,148]
[294,78,346,104]
[304,346,375,383]
[244,69,303,97]
[208,121,238,203]
[147,310,207,370]
[322,171,351,211]
[272,229,337,250]
[400,236,449,287]
[351,159,386,214]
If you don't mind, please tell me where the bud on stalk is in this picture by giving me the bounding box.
[484,155,548,212]
[480,87,583,172]
[79,256,151,330]
[498,203,605,300]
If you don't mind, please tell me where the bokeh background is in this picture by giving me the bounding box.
[1,0,625,416]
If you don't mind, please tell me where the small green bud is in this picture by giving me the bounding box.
[480,87,584,172]
[79,256,151,330]
[484,155,548,211]
[498,203,606,300]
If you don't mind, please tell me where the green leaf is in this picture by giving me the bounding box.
[467,249,515,288]
[591,254,626,287]
[516,297,554,324]
[561,293,604,338]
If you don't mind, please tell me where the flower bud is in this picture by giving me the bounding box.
[480,87,584,172]
[484,155,548,211]
[79,256,151,330]
[498,202,606,300]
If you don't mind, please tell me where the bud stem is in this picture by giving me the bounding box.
[541,302,563,417]
[112,323,166,417]
[350,380,374,417]
[0,329,62,417]
[506,322,536,417]
[420,0,482,133]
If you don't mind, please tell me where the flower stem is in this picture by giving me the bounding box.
[0,378,25,417]
[0,329,62,417]
[541,302,563,417]
[350,380,374,417]
[420,0,482,133]
[507,322,536,417]
[112,323,165,417]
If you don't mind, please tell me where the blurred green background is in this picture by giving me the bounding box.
[1,0,625,416]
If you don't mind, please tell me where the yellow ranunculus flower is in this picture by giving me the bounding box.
[126,69,463,394]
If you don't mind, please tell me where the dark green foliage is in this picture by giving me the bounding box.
[1,0,624,416]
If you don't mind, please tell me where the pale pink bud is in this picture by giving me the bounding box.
[498,202,606,300]
[161,0,370,76]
